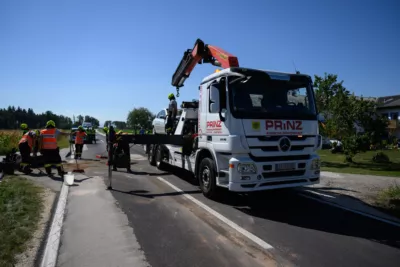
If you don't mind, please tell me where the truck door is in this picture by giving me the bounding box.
[206,78,228,139]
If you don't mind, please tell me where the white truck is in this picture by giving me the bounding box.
[144,39,322,199]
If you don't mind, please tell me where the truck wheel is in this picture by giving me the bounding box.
[198,158,218,199]
[148,145,156,166]
[155,145,166,170]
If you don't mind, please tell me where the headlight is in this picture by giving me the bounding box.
[237,163,257,174]
[310,159,321,170]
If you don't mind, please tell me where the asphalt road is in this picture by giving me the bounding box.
[57,133,400,267]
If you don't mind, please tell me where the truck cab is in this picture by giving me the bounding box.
[196,67,321,192]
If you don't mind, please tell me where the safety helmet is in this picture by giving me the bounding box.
[168,93,175,100]
[78,126,84,130]
[103,126,108,131]
[35,129,40,136]
[20,123,28,130]
[46,120,56,127]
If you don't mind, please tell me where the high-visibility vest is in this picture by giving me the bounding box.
[75,131,86,144]
[40,128,58,149]
[19,132,34,148]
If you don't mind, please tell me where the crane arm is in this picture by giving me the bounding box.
[171,39,239,90]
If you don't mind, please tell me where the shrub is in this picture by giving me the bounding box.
[375,184,400,218]
[372,152,390,163]
[0,131,21,155]
[342,134,370,162]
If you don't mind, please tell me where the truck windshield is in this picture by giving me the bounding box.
[228,71,317,120]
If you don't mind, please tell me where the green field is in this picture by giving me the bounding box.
[318,149,400,177]
[0,129,70,155]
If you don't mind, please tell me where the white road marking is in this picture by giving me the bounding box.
[299,193,400,228]
[96,130,106,136]
[302,189,335,198]
[130,153,147,161]
[41,182,69,267]
[100,140,104,143]
[156,176,274,250]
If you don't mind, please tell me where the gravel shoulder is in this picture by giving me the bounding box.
[303,171,400,222]
[314,171,399,204]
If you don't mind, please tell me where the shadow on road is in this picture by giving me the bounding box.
[222,189,400,249]
[161,165,199,186]
[111,188,202,199]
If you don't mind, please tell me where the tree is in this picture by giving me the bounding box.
[104,120,112,127]
[0,106,73,129]
[314,73,388,162]
[127,107,155,130]
[113,121,127,129]
[314,73,354,140]
[77,115,84,125]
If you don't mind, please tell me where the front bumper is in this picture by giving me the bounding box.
[227,155,320,192]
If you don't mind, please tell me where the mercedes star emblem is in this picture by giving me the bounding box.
[278,137,291,152]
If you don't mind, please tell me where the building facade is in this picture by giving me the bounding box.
[376,95,400,139]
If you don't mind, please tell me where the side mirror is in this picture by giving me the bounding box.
[317,113,325,122]
[159,116,166,120]
[210,103,220,113]
[209,85,220,113]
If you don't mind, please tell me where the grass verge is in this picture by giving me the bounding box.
[318,149,400,177]
[0,177,43,266]
[375,184,400,219]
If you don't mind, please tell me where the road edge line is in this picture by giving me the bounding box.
[96,130,106,136]
[156,176,273,250]
[298,192,400,228]
[40,182,69,267]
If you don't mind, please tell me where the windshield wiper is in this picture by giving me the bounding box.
[229,76,251,85]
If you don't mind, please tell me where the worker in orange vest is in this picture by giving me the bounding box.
[32,129,40,156]
[40,120,64,177]
[18,130,38,174]
[72,126,87,159]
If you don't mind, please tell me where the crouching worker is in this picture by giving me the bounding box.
[40,120,64,177]
[112,130,132,173]
[18,130,38,174]
[72,126,87,159]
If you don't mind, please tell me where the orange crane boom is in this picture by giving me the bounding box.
[171,39,239,90]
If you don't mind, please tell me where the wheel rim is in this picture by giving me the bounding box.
[156,147,161,166]
[201,166,210,189]
[148,145,152,161]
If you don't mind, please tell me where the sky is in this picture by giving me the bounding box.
[0,0,399,125]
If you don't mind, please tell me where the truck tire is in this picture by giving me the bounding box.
[198,158,218,199]
[155,145,166,170]
[148,144,156,166]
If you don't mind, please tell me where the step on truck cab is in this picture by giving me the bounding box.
[147,39,322,198]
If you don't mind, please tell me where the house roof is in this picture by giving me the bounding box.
[376,94,400,109]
